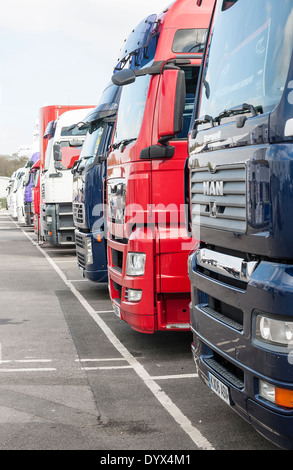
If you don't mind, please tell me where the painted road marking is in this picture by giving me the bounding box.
[150,373,198,380]
[76,358,127,362]
[0,359,52,363]
[0,368,56,372]
[12,216,215,451]
[81,365,133,371]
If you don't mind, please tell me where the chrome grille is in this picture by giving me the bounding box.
[73,203,85,226]
[75,231,85,250]
[77,251,86,269]
[190,164,246,233]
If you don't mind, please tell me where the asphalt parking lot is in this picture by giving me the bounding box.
[0,210,278,451]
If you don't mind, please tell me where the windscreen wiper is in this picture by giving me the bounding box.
[187,43,205,53]
[71,158,84,175]
[193,114,215,127]
[112,138,137,151]
[214,103,261,124]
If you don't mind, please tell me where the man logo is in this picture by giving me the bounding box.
[203,181,224,196]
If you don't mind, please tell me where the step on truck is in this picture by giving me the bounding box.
[187,0,293,449]
[107,0,214,333]
[40,107,94,246]
[72,83,121,282]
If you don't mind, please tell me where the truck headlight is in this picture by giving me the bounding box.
[259,380,293,409]
[107,179,126,224]
[126,288,142,302]
[47,215,52,223]
[85,238,93,265]
[254,312,293,349]
[126,252,146,276]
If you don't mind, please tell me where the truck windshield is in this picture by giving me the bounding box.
[199,0,293,119]
[78,125,104,170]
[60,126,87,137]
[59,141,83,169]
[33,170,39,187]
[113,62,152,145]
[44,138,54,171]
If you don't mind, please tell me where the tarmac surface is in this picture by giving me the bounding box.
[0,210,279,451]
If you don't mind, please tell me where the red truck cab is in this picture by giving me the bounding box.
[107,0,214,333]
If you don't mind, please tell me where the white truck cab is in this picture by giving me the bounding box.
[40,108,91,246]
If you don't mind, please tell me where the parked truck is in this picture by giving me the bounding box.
[10,168,25,220]
[6,174,15,214]
[38,105,93,242]
[72,83,121,282]
[187,0,293,449]
[40,107,94,246]
[30,157,41,238]
[107,0,214,333]
[16,169,26,224]
[23,152,40,226]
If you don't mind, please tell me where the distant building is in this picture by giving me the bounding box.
[0,176,10,198]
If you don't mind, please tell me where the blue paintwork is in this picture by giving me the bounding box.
[73,84,121,283]
[188,3,293,449]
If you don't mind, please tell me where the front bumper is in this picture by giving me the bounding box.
[108,226,191,333]
[189,251,293,450]
[75,229,107,282]
[42,203,75,246]
[24,202,33,226]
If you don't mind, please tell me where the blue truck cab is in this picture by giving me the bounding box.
[187,0,293,449]
[72,83,121,282]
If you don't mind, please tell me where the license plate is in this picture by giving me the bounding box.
[208,372,230,405]
[113,303,121,318]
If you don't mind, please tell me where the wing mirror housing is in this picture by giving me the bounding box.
[140,68,186,160]
[53,142,62,161]
[158,68,186,145]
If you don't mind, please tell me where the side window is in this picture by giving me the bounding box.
[172,29,207,53]
[175,66,199,139]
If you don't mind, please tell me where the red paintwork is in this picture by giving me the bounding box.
[107,0,214,333]
[39,105,93,172]
[60,149,81,169]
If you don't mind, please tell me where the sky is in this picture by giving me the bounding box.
[0,0,170,156]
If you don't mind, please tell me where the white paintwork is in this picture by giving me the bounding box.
[41,108,91,205]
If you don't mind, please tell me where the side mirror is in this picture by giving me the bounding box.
[24,171,31,186]
[158,68,186,144]
[111,69,136,86]
[44,120,55,140]
[53,143,62,161]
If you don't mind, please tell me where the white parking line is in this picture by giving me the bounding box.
[0,368,56,372]
[81,365,133,371]
[0,359,52,364]
[13,217,215,451]
[150,373,198,380]
[76,358,127,362]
